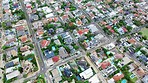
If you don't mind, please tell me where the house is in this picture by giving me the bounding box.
[19,35,28,43]
[5,62,14,68]
[64,68,72,77]
[52,56,59,62]
[51,68,62,83]
[100,61,111,69]
[22,60,33,74]
[20,45,30,52]
[87,24,98,33]
[44,50,54,59]
[119,57,132,67]
[78,29,89,36]
[6,67,16,74]
[59,47,69,59]
[16,26,25,31]
[103,43,115,50]
[37,30,44,37]
[10,49,17,57]
[54,39,61,45]
[6,70,20,80]
[114,54,124,59]
[40,40,50,48]
[22,50,33,56]
[104,65,117,76]
[142,75,148,83]
[108,78,115,83]
[88,74,100,83]
[113,73,124,81]
[136,67,146,77]
[128,38,136,44]
[80,67,94,79]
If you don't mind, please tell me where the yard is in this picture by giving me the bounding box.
[140,28,148,38]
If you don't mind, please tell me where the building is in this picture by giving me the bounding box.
[44,50,54,59]
[40,40,50,48]
[6,70,20,80]
[142,75,148,83]
[51,68,62,83]
[89,74,100,83]
[59,47,69,59]
[80,68,94,79]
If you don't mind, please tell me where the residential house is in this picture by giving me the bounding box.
[40,40,50,48]
[59,47,69,59]
[51,68,62,83]
[44,50,55,59]
[6,70,20,80]
[80,67,94,79]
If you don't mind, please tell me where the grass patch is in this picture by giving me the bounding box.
[140,28,148,38]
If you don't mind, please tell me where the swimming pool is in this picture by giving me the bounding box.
[121,79,127,83]
[130,74,135,79]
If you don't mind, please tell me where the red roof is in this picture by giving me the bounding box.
[77,20,82,25]
[40,40,50,48]
[107,25,112,29]
[110,29,115,33]
[20,35,27,43]
[37,30,44,36]
[16,26,24,31]
[78,30,83,35]
[20,45,29,52]
[78,29,89,35]
[52,56,59,62]
[100,61,111,69]
[113,74,124,81]
[122,27,127,32]
[54,17,58,22]
[62,15,68,20]
[128,38,136,44]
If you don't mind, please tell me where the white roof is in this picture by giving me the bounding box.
[6,67,15,74]
[121,57,132,65]
[12,58,19,64]
[80,68,93,79]
[46,13,54,18]
[22,50,32,56]
[108,78,115,83]
[103,43,115,50]
[6,70,20,80]
[87,24,98,33]
[42,7,52,14]
[89,74,100,83]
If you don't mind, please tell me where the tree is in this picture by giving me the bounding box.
[74,45,79,50]
[143,36,147,40]
[18,67,23,73]
[3,54,6,61]
[141,50,147,55]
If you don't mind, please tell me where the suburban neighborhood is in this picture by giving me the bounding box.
[0,0,148,83]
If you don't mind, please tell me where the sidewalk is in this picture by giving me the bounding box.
[0,54,4,83]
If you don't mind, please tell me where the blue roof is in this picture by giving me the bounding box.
[5,62,14,68]
[44,50,55,59]
[64,68,71,77]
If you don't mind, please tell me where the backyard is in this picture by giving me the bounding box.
[140,28,148,38]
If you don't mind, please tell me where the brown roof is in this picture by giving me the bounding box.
[101,61,111,69]
[136,68,146,77]
[20,35,28,43]
[40,40,50,48]
[113,73,124,81]
[128,38,136,44]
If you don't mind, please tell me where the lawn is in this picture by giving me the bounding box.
[140,28,148,38]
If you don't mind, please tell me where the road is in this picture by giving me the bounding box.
[18,0,148,83]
